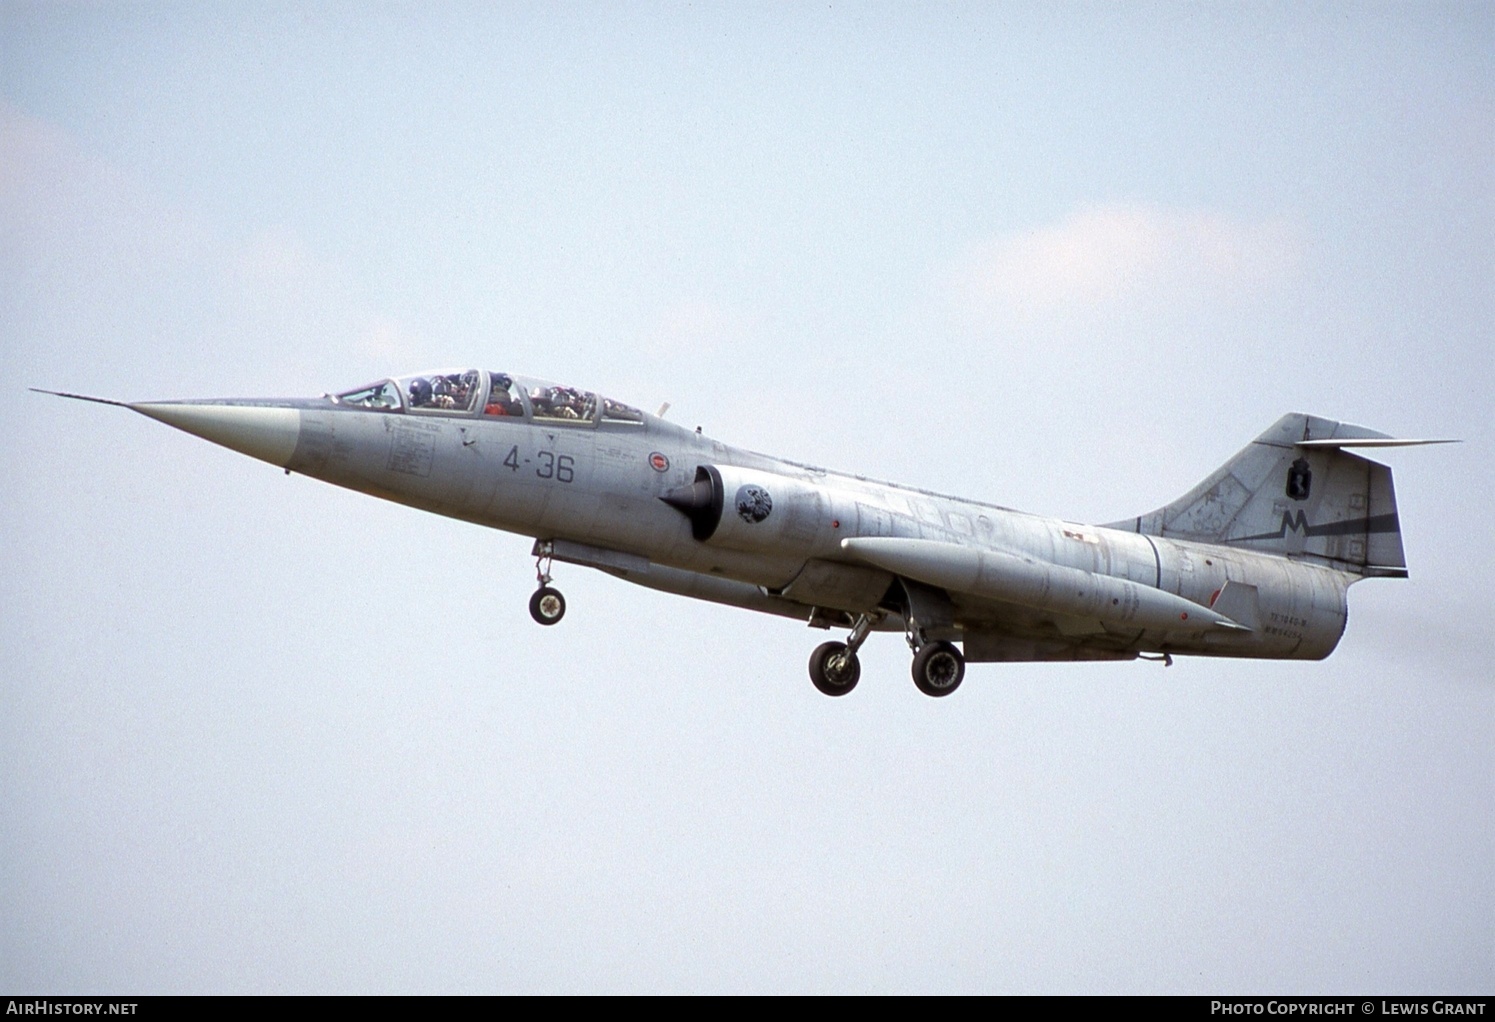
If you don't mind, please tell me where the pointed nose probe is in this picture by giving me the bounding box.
[129,403,303,467]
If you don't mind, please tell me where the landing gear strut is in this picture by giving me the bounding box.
[808,612,877,697]
[896,581,965,697]
[529,542,566,626]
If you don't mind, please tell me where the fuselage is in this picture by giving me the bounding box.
[184,368,1348,665]
[41,366,1427,697]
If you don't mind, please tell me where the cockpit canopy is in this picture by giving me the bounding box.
[333,369,645,426]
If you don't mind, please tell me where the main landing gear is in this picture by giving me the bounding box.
[806,613,967,698]
[808,613,876,697]
[911,640,965,697]
[529,542,566,626]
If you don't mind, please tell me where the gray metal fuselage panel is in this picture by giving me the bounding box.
[286,402,1351,662]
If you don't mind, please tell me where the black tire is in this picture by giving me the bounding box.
[809,641,860,696]
[912,640,964,697]
[529,586,566,625]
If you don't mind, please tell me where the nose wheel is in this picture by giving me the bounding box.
[529,586,566,625]
[529,541,566,625]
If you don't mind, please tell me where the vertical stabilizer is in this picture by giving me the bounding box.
[1103,413,1417,578]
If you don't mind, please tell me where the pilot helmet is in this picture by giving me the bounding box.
[494,373,512,391]
[409,377,432,406]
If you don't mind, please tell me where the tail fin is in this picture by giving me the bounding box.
[1103,413,1450,578]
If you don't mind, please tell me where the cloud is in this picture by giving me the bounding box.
[945,203,1305,331]
[1,101,426,391]
[230,225,425,369]
[1,100,209,286]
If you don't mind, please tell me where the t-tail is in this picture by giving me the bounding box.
[1103,413,1455,580]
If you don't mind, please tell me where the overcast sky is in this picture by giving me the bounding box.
[3,2,1492,994]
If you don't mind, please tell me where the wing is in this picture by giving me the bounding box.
[839,536,1247,637]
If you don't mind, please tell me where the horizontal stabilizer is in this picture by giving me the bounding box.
[840,536,1244,635]
[1296,438,1459,449]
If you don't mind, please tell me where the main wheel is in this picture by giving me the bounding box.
[809,641,861,696]
[529,586,566,625]
[912,640,964,697]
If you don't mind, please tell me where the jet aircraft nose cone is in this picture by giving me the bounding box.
[130,402,302,467]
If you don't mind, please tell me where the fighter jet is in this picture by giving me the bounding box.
[36,369,1451,697]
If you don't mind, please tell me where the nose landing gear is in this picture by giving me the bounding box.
[529,586,566,625]
[529,542,566,625]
